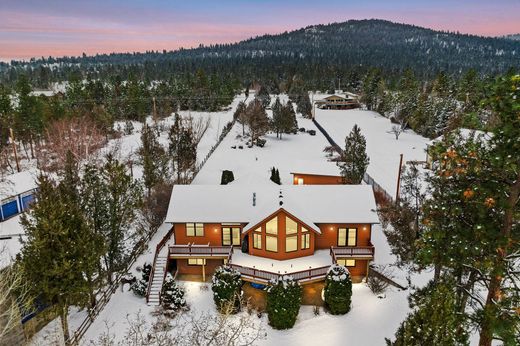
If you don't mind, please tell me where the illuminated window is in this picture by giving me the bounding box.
[266,217,278,235]
[253,233,262,249]
[347,228,357,246]
[301,233,311,249]
[286,235,297,252]
[222,227,241,246]
[187,223,204,236]
[266,235,277,252]
[297,178,304,185]
[286,217,297,235]
[337,259,356,267]
[301,227,309,233]
[338,228,347,246]
[188,258,206,266]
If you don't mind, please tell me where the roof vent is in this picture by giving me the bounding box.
[279,200,283,206]
[253,192,256,207]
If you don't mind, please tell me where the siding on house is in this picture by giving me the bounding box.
[292,173,343,185]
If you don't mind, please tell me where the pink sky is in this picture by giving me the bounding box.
[1,0,519,60]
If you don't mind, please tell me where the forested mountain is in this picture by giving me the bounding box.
[504,34,520,41]
[1,20,518,89]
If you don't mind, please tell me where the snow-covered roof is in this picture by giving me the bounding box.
[165,184,379,228]
[0,170,38,201]
[428,128,492,146]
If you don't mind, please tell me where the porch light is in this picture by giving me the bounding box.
[363,226,367,230]
[330,227,334,231]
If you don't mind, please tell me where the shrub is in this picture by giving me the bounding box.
[132,262,153,297]
[211,266,242,314]
[324,264,352,315]
[266,276,302,329]
[161,274,187,315]
[366,264,392,295]
[220,170,235,185]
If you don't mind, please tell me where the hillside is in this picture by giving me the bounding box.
[2,20,519,86]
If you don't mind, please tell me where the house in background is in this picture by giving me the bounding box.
[315,94,360,110]
[291,171,343,185]
[0,171,38,222]
[146,184,379,305]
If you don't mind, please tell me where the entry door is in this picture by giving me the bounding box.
[223,227,241,246]
[297,178,304,185]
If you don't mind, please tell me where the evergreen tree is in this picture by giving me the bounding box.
[20,174,103,345]
[140,123,167,193]
[161,274,186,315]
[234,101,247,136]
[270,167,281,185]
[296,93,312,118]
[266,276,302,330]
[168,116,197,183]
[337,125,369,184]
[387,278,469,346]
[211,266,242,314]
[324,264,352,315]
[256,85,270,108]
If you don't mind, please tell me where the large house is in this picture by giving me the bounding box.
[147,184,379,305]
[315,94,360,110]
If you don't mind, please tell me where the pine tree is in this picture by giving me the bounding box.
[266,276,302,330]
[20,174,103,345]
[270,167,281,185]
[337,125,369,184]
[161,274,186,315]
[296,93,312,118]
[387,278,469,346]
[324,264,352,315]
[256,85,270,108]
[140,123,167,193]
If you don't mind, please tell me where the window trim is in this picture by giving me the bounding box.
[265,216,278,235]
[285,216,298,235]
[337,259,356,267]
[338,227,347,247]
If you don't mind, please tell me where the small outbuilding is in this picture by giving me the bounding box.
[1,170,38,221]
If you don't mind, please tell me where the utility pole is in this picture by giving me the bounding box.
[395,153,404,202]
[9,128,20,172]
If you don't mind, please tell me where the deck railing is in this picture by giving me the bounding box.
[145,226,175,303]
[168,244,233,257]
[229,264,330,284]
[330,244,375,258]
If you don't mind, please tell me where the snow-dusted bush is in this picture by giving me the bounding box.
[266,276,302,329]
[211,266,242,313]
[161,274,187,315]
[324,264,352,315]
[131,262,152,297]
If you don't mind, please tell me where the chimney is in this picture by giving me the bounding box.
[253,192,256,206]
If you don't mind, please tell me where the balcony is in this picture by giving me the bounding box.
[330,244,375,260]
[168,244,233,259]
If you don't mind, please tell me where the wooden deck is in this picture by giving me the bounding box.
[168,244,233,259]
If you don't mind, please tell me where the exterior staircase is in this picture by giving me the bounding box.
[147,255,167,306]
[146,226,175,306]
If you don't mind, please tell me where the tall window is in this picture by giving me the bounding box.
[301,233,310,249]
[266,235,277,252]
[266,217,278,234]
[347,228,357,246]
[187,223,204,236]
[222,227,241,246]
[338,228,347,246]
[286,236,297,252]
[253,233,262,249]
[286,217,297,235]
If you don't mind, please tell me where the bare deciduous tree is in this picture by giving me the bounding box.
[37,117,107,172]
[0,259,31,344]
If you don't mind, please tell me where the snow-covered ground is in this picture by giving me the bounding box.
[315,108,430,199]
[231,249,333,273]
[30,94,438,346]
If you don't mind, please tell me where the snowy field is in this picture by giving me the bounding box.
[315,108,430,199]
[29,94,441,345]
